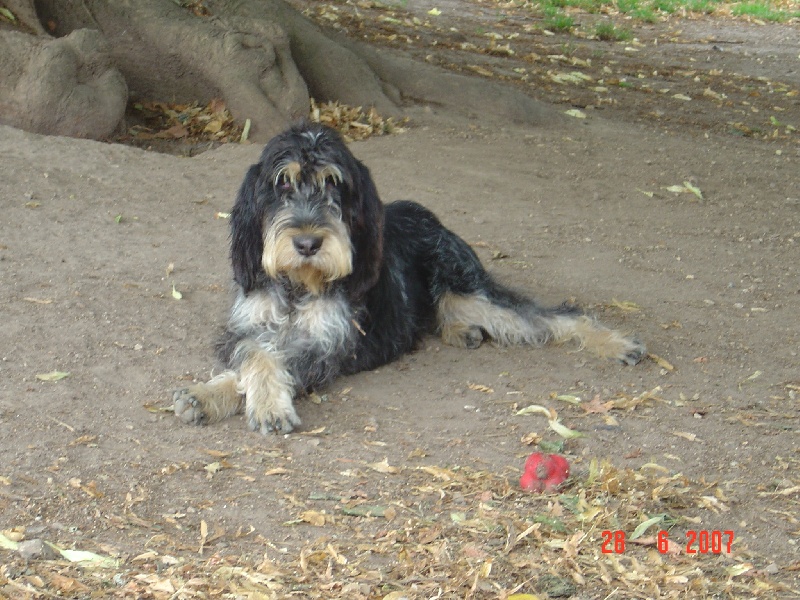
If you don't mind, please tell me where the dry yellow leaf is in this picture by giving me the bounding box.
[468,382,494,393]
[368,458,399,474]
[299,510,326,526]
[648,353,675,371]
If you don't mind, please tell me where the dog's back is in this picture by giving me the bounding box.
[348,199,645,373]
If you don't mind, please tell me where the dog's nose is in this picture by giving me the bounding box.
[292,234,323,257]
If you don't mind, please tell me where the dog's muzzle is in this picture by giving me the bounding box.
[292,233,324,257]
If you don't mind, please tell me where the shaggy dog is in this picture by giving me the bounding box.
[173,122,645,434]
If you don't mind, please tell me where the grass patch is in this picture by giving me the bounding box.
[731,1,797,20]
[543,6,576,30]
[520,0,800,23]
[684,0,722,13]
[594,21,634,39]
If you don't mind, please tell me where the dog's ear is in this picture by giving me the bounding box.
[230,164,267,293]
[345,160,385,301]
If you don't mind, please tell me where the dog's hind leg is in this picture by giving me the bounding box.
[438,291,645,365]
[430,229,645,365]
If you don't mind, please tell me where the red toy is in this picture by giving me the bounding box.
[520,452,570,492]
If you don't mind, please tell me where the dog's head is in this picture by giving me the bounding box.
[230,122,384,299]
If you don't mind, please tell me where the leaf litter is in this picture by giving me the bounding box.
[5,6,798,598]
[2,446,795,598]
[120,97,404,150]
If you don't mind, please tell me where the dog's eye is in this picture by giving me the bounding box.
[327,201,342,220]
[324,175,339,190]
[276,175,293,192]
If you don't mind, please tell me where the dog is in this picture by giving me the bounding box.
[173,122,645,434]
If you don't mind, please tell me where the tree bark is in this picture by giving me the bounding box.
[0,0,558,141]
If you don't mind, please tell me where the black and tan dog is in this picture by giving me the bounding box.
[173,122,645,434]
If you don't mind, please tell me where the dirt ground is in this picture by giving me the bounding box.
[1,2,799,599]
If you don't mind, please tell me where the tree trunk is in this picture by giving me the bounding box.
[0,0,558,141]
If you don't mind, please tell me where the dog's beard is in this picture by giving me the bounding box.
[262,213,353,296]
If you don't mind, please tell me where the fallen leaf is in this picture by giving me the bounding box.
[703,88,726,101]
[610,298,641,312]
[0,533,18,550]
[203,449,231,458]
[581,395,613,414]
[648,353,675,371]
[171,282,183,300]
[384,591,415,600]
[36,371,70,382]
[341,505,390,517]
[631,535,682,554]
[630,514,666,540]
[427,7,441,15]
[467,65,493,77]
[758,485,800,497]
[204,119,223,134]
[564,109,587,119]
[69,435,97,446]
[58,547,119,568]
[516,404,582,438]
[298,427,324,438]
[23,297,53,304]
[204,461,231,478]
[264,467,290,476]
[158,124,188,139]
[199,519,208,553]
[368,458,399,474]
[726,563,753,577]
[49,573,90,594]
[468,382,494,393]
[299,510,326,526]
[738,370,762,389]
[672,431,698,442]
[516,404,554,418]
[664,182,702,199]
[683,181,703,199]
[553,394,582,405]
[520,431,542,446]
[240,118,251,142]
[418,465,455,481]
[549,419,584,439]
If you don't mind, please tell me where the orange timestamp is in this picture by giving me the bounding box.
[601,530,734,554]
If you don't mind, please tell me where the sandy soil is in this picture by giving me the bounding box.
[1,5,798,599]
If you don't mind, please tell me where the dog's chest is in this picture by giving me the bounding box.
[231,289,354,355]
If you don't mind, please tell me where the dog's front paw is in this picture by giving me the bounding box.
[172,372,241,426]
[246,392,301,435]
